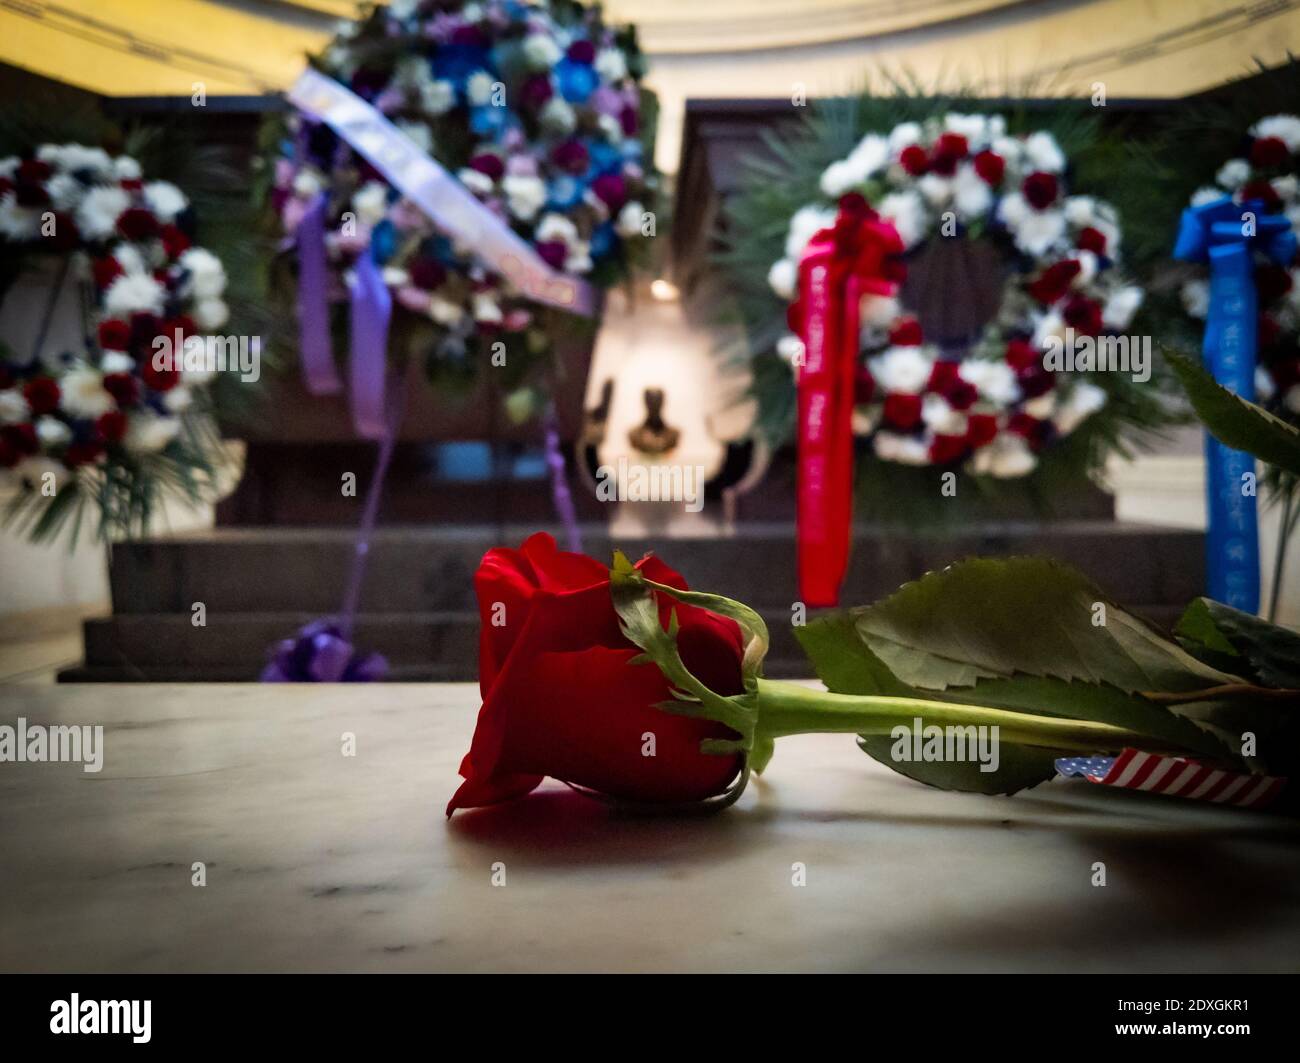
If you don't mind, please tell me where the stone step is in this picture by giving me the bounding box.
[74,608,819,679]
[67,597,1188,683]
[106,521,1205,616]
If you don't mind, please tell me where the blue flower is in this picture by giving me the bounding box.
[470,104,509,136]
[555,58,597,103]
[590,222,616,259]
[587,140,622,177]
[433,43,492,88]
[547,175,585,210]
[370,219,397,264]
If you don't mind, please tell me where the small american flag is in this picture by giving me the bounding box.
[1055,749,1285,810]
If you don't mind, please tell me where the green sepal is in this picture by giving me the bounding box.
[610,550,765,756]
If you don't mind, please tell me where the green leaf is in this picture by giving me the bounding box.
[1176,597,1300,689]
[856,735,1060,796]
[949,675,1233,763]
[1165,348,1300,477]
[794,612,913,697]
[851,557,1237,694]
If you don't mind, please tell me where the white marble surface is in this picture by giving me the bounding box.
[1,683,1297,973]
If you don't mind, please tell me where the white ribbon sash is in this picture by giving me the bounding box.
[288,68,596,317]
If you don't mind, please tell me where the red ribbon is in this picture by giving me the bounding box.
[791,198,904,607]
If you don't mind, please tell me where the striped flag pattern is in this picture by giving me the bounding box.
[1055,749,1286,810]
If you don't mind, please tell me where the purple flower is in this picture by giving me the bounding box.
[592,172,627,209]
[469,152,505,181]
[519,74,554,110]
[551,139,589,174]
[535,240,568,269]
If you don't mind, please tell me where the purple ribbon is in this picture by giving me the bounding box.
[348,249,393,441]
[544,402,582,554]
[296,194,343,396]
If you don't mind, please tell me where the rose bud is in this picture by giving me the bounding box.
[448,533,763,814]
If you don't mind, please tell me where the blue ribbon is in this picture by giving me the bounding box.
[1174,196,1298,613]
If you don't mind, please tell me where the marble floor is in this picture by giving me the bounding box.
[1,683,1297,973]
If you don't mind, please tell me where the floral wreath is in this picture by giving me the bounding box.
[0,142,232,541]
[1179,114,1300,423]
[268,0,655,391]
[767,112,1145,478]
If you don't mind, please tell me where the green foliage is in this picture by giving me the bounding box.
[796,555,1300,794]
[1165,348,1300,478]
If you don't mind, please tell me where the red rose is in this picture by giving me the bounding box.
[164,314,196,341]
[1240,179,1282,210]
[1259,313,1282,351]
[92,255,124,290]
[2,423,39,457]
[930,133,968,177]
[96,410,128,444]
[98,319,132,351]
[160,224,191,258]
[1271,353,1300,390]
[117,207,160,242]
[854,367,876,405]
[1063,295,1103,336]
[64,441,104,467]
[1008,412,1051,449]
[927,360,961,394]
[889,317,924,346]
[140,358,180,393]
[946,380,978,410]
[928,433,968,464]
[16,158,52,183]
[899,144,928,176]
[23,376,60,415]
[966,412,999,448]
[43,212,79,252]
[1005,338,1041,372]
[1016,363,1054,398]
[1027,259,1081,305]
[1255,264,1293,304]
[1250,136,1290,169]
[1021,171,1059,210]
[972,149,1005,186]
[882,392,922,430]
[1077,226,1108,256]
[448,533,745,813]
[102,372,139,407]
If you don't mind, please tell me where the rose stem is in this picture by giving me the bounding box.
[753,679,1187,755]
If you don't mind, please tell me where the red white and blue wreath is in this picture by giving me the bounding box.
[0,143,232,541]
[1179,113,1300,420]
[767,112,1144,478]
